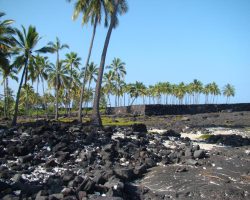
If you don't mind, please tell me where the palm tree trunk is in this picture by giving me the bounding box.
[78,18,98,123]
[24,67,29,117]
[36,80,39,120]
[91,3,118,126]
[55,52,59,120]
[42,79,48,119]
[124,94,126,107]
[68,64,73,117]
[130,97,136,106]
[3,78,7,118]
[12,59,28,126]
[6,77,10,117]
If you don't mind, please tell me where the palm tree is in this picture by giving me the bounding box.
[103,70,115,107]
[29,55,51,118]
[223,83,235,104]
[11,25,42,125]
[190,79,203,104]
[161,82,171,104]
[175,82,186,105]
[64,52,81,116]
[0,12,15,69]
[129,81,146,106]
[68,0,113,122]
[0,66,18,118]
[91,0,128,126]
[210,82,221,104]
[47,61,70,117]
[147,85,155,104]
[19,84,37,116]
[39,37,69,119]
[106,57,126,107]
[86,62,98,92]
[84,62,98,108]
[203,83,211,104]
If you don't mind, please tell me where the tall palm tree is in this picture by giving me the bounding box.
[39,37,69,119]
[103,70,115,107]
[203,83,211,104]
[91,0,128,126]
[210,82,221,104]
[19,83,37,115]
[129,81,146,106]
[81,62,98,108]
[0,12,15,69]
[64,52,81,116]
[11,25,42,125]
[223,83,235,104]
[47,61,70,118]
[85,62,98,93]
[30,55,51,118]
[190,79,203,104]
[0,66,18,118]
[106,57,126,107]
[175,82,186,105]
[68,0,113,122]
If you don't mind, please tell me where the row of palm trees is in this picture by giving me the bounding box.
[119,80,235,106]
[0,0,235,126]
[1,0,128,126]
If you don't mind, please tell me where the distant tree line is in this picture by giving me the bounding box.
[0,3,235,125]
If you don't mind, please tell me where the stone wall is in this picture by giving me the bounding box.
[109,103,250,116]
[106,105,146,115]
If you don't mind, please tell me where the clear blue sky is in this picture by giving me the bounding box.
[1,0,250,103]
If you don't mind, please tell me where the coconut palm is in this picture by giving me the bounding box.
[68,0,113,122]
[0,66,18,118]
[91,0,128,126]
[103,70,115,107]
[106,57,126,107]
[190,79,203,104]
[210,82,221,104]
[161,82,171,104]
[129,81,146,106]
[81,62,98,108]
[29,55,51,118]
[223,83,235,104]
[47,61,70,117]
[11,25,43,125]
[39,37,69,119]
[85,62,98,92]
[175,82,186,105]
[19,84,37,115]
[64,52,81,116]
[0,12,16,69]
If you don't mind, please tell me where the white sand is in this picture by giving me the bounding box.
[149,127,246,151]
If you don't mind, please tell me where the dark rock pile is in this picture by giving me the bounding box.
[206,134,250,147]
[0,122,208,200]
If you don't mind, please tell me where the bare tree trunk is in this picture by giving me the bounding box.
[12,59,28,126]
[91,1,118,126]
[78,18,98,123]
[55,52,59,120]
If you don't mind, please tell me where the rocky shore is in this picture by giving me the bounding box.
[0,112,250,200]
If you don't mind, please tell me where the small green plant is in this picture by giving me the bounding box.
[199,134,212,140]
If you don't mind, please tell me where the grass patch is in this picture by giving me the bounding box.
[199,134,213,140]
[101,116,139,126]
[58,118,75,123]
